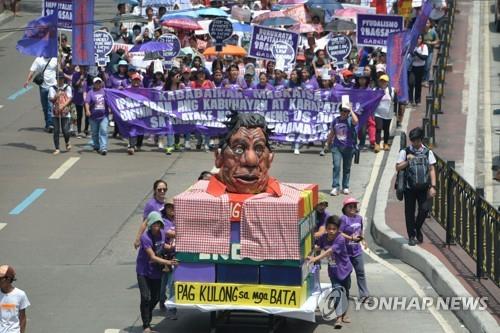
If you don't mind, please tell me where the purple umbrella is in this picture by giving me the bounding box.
[278,0,308,4]
[129,41,174,53]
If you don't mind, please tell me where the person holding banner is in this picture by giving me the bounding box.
[326,103,359,196]
[72,66,89,138]
[300,67,319,90]
[252,73,274,91]
[49,73,73,155]
[85,77,109,156]
[128,74,145,155]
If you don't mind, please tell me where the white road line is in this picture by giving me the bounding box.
[104,329,120,333]
[0,223,6,232]
[483,1,494,203]
[463,1,480,186]
[360,107,454,333]
[0,31,14,42]
[48,157,80,180]
[0,105,3,109]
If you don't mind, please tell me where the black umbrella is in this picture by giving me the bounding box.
[324,19,356,32]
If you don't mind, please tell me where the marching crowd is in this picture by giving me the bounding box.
[3,1,445,332]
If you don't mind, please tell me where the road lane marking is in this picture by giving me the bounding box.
[7,85,33,101]
[0,105,3,109]
[104,329,120,333]
[9,188,46,215]
[0,223,6,232]
[49,157,80,179]
[0,31,15,42]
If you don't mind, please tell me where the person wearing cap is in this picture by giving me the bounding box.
[85,77,109,155]
[375,63,386,82]
[339,197,371,304]
[313,192,331,239]
[0,265,30,333]
[159,202,177,317]
[373,74,396,153]
[111,60,130,90]
[319,70,332,89]
[136,211,178,333]
[326,103,359,196]
[190,68,215,152]
[340,69,354,88]
[49,72,73,155]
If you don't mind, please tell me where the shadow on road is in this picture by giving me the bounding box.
[3,142,52,154]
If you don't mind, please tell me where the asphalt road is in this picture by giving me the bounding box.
[0,2,469,332]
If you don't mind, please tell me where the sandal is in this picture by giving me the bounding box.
[341,315,351,323]
[66,143,71,151]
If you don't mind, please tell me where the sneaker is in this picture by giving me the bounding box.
[342,188,350,195]
[319,150,325,156]
[416,230,423,244]
[77,133,82,139]
[174,143,181,151]
[196,143,202,150]
[204,144,210,152]
[165,147,173,155]
[294,148,300,155]
[127,147,135,155]
[374,144,381,153]
[100,150,107,156]
[53,149,60,155]
[184,141,191,150]
[408,238,417,246]
[384,144,390,151]
[330,188,339,196]
[48,126,54,133]
[109,121,115,127]
[158,141,164,149]
[66,143,71,151]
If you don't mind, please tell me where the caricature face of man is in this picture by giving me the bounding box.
[215,127,274,194]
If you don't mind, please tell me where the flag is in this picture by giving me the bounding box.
[16,12,58,58]
[408,0,433,52]
[387,30,411,102]
[72,0,95,65]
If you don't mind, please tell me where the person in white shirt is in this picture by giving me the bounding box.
[409,34,428,106]
[373,74,395,153]
[24,57,57,132]
[0,265,30,333]
[49,73,73,155]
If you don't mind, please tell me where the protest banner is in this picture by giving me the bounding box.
[387,30,410,102]
[356,13,404,47]
[71,0,95,66]
[271,41,295,71]
[43,0,72,30]
[326,35,352,65]
[209,18,233,52]
[249,26,299,61]
[94,31,114,67]
[104,87,383,142]
[158,33,181,60]
[175,281,308,308]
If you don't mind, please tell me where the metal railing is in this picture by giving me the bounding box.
[422,0,457,147]
[431,154,500,288]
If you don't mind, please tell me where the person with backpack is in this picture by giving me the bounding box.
[396,127,437,246]
[48,73,73,155]
[326,103,359,196]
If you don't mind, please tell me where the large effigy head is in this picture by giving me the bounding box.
[215,111,274,194]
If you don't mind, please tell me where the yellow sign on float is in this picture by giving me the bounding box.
[175,281,308,308]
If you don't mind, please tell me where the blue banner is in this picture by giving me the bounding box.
[16,12,58,58]
[356,14,404,48]
[71,0,95,65]
[43,0,72,30]
[387,30,410,102]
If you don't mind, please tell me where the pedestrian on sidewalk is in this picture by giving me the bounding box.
[309,216,352,323]
[423,20,440,84]
[136,212,178,333]
[326,103,359,196]
[396,127,437,246]
[85,77,109,155]
[24,57,57,132]
[48,73,73,155]
[373,74,395,153]
[408,34,428,106]
[0,265,30,333]
[339,197,371,303]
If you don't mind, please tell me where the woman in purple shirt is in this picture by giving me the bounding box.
[134,180,168,249]
[301,67,319,90]
[252,73,275,90]
[72,66,89,137]
[84,77,108,155]
[136,211,178,332]
[326,103,359,196]
[340,197,371,303]
[309,215,352,323]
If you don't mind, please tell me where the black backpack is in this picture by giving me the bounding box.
[405,146,430,190]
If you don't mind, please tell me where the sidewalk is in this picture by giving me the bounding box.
[377,1,499,332]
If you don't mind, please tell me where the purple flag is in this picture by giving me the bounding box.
[387,30,410,102]
[16,12,58,58]
[72,0,95,65]
[408,0,433,53]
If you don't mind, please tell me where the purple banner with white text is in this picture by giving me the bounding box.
[105,87,384,142]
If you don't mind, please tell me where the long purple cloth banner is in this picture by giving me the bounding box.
[72,0,95,65]
[105,87,384,142]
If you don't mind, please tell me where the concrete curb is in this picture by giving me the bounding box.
[371,133,499,333]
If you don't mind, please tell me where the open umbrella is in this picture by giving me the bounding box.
[334,8,370,21]
[324,19,356,32]
[306,0,343,10]
[180,47,196,57]
[289,23,323,34]
[260,16,298,27]
[252,10,284,25]
[162,17,202,31]
[278,0,308,4]
[203,45,247,57]
[160,12,199,21]
[115,0,139,5]
[196,7,229,17]
[129,41,174,53]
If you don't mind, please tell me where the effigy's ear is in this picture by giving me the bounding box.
[215,148,223,168]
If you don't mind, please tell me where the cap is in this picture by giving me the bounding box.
[245,64,255,76]
[128,65,137,72]
[93,77,103,83]
[296,52,306,62]
[118,60,128,66]
[342,69,353,77]
[379,74,389,82]
[182,67,191,73]
[318,192,329,204]
[342,197,359,207]
[130,73,142,81]
[376,63,386,73]
[0,265,15,279]
[320,71,330,81]
[146,211,164,230]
